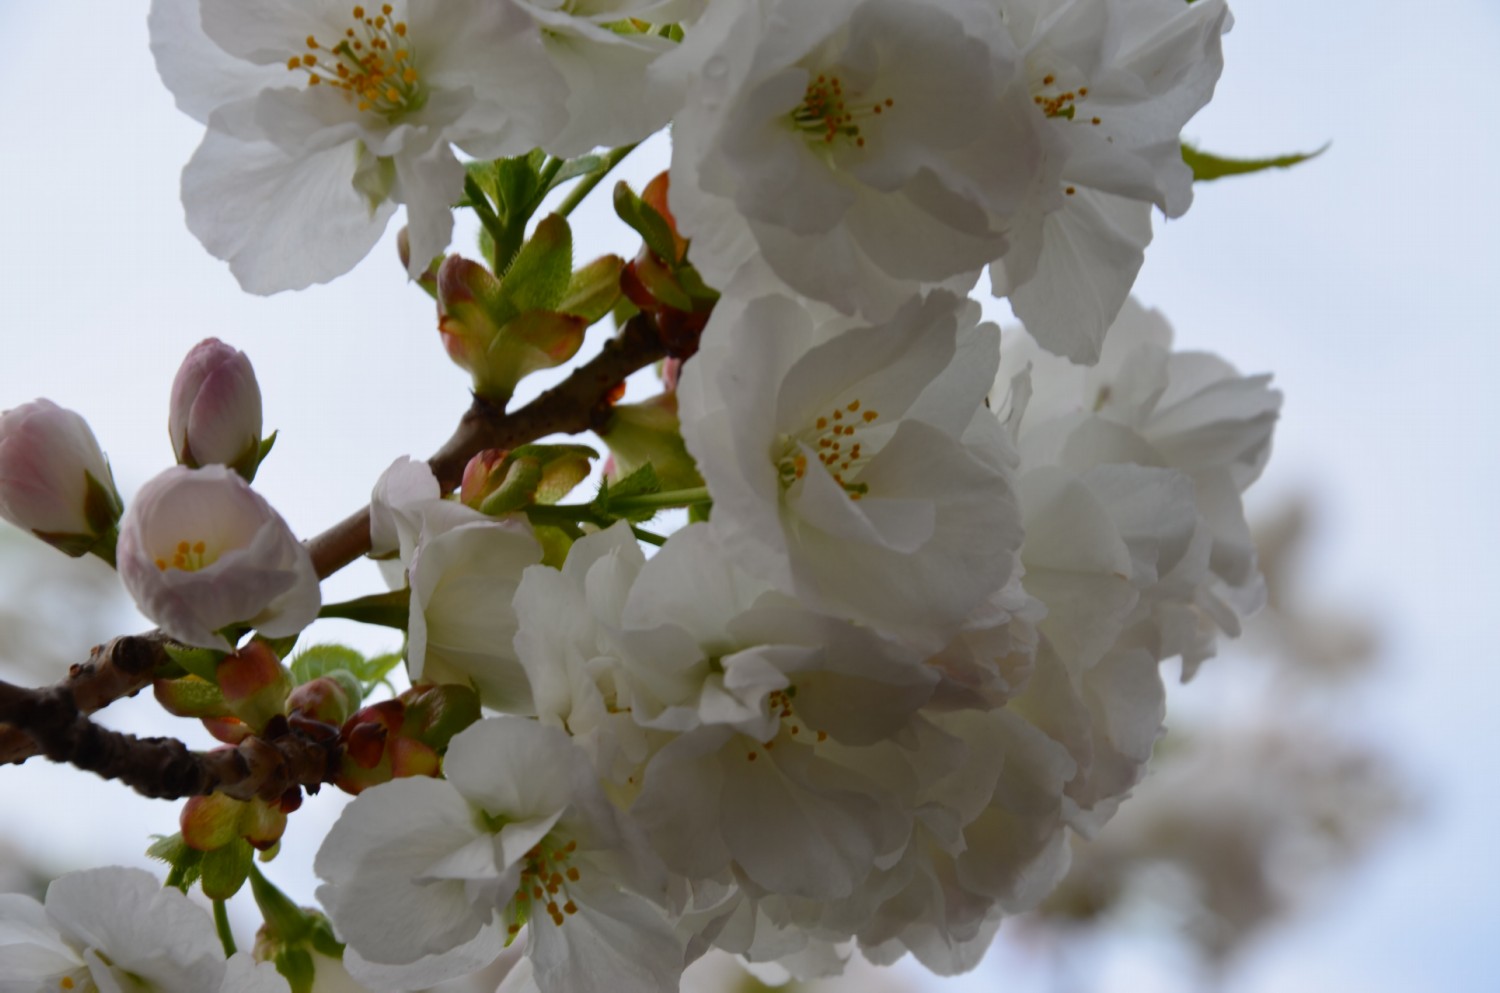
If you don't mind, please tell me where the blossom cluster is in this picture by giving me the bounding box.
[0,0,1291,991]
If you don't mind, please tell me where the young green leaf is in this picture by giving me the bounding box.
[1182,142,1328,182]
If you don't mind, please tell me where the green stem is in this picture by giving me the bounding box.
[555,143,642,218]
[462,179,510,256]
[213,898,237,957]
[609,486,710,513]
[630,526,667,547]
[536,156,566,195]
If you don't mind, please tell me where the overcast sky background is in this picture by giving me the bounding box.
[1,1,1497,990]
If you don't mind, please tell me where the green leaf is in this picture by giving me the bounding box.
[290,644,367,685]
[593,463,662,521]
[1182,142,1328,182]
[552,154,605,185]
[499,214,574,313]
[461,161,499,205]
[148,833,205,893]
[355,652,404,692]
[317,589,411,631]
[613,181,680,264]
[493,149,548,218]
[558,255,625,324]
[201,839,253,900]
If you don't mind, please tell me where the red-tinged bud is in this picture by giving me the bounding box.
[153,674,229,719]
[437,255,588,405]
[389,735,440,779]
[203,715,253,745]
[217,642,292,733]
[344,721,389,771]
[460,445,596,514]
[641,172,688,265]
[399,683,481,752]
[242,796,289,849]
[181,791,246,851]
[278,788,303,815]
[286,672,361,727]
[169,339,264,480]
[460,449,509,508]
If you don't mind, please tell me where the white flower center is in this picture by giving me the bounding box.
[154,538,217,573]
[1031,73,1102,127]
[743,687,827,764]
[509,837,583,934]
[776,398,882,500]
[288,5,426,120]
[790,73,894,149]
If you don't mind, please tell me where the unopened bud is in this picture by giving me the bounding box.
[460,444,595,514]
[217,642,292,733]
[181,791,246,851]
[286,672,361,727]
[169,339,264,479]
[399,683,481,752]
[437,253,588,405]
[0,399,123,560]
[389,736,440,779]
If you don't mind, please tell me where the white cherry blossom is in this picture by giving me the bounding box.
[663,0,1057,319]
[986,0,1233,361]
[0,867,289,993]
[679,285,1022,652]
[150,0,566,292]
[316,717,681,993]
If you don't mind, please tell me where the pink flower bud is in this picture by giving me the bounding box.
[0,399,122,552]
[169,339,264,477]
[116,465,321,651]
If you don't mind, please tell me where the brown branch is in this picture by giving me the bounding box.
[0,679,337,801]
[306,311,668,578]
[0,313,669,779]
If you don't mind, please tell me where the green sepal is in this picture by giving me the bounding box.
[200,838,253,899]
[153,674,229,719]
[274,947,316,993]
[688,502,712,524]
[500,214,574,314]
[559,255,625,325]
[614,181,680,264]
[253,631,299,663]
[317,589,411,631]
[164,643,225,683]
[250,863,314,944]
[533,524,576,569]
[82,469,123,535]
[147,832,205,893]
[1182,141,1328,182]
[232,430,278,484]
[492,149,548,218]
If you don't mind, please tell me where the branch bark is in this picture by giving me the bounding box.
[0,313,669,776]
[0,679,337,801]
